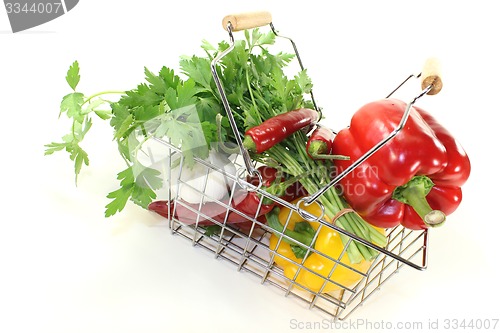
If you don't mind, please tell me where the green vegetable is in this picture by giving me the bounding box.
[45,29,386,262]
[45,61,118,181]
[46,60,229,216]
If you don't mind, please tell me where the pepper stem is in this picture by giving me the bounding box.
[266,207,315,259]
[243,135,257,152]
[216,114,240,155]
[393,176,446,227]
[307,141,350,160]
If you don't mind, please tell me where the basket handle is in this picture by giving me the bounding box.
[421,57,443,95]
[211,11,274,178]
[222,11,272,31]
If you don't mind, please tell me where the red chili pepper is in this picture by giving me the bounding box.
[147,193,256,232]
[148,166,307,226]
[331,98,471,230]
[148,189,250,225]
[306,126,350,160]
[243,108,319,153]
[281,179,308,203]
[147,199,227,226]
[226,166,283,221]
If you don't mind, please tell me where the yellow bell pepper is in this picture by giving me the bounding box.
[268,198,382,293]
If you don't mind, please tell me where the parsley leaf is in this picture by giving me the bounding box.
[69,142,90,176]
[180,56,213,92]
[60,92,84,119]
[66,60,80,91]
[105,165,161,217]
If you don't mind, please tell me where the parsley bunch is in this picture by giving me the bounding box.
[46,28,386,261]
[45,29,304,217]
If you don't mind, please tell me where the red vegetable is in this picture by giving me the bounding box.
[226,166,282,221]
[243,108,319,153]
[147,194,256,232]
[306,126,349,160]
[148,195,243,226]
[331,98,471,230]
[148,166,307,226]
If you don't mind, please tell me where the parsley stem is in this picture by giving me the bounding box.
[245,67,261,122]
[83,90,126,105]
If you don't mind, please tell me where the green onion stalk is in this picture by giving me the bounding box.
[261,132,387,264]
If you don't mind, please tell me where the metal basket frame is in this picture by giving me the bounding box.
[151,14,440,320]
[156,140,429,320]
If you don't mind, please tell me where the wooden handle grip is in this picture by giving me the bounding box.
[421,58,443,95]
[222,11,272,32]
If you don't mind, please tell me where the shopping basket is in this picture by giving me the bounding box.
[145,11,443,320]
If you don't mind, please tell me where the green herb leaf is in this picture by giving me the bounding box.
[69,142,90,177]
[66,60,80,91]
[44,142,67,155]
[105,165,161,217]
[145,67,168,95]
[94,110,112,120]
[60,92,84,119]
[180,56,213,92]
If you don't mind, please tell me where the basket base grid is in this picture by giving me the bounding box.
[168,215,427,321]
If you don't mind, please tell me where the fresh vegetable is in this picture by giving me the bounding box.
[148,165,306,224]
[148,194,243,225]
[267,198,378,293]
[228,166,291,220]
[45,29,387,263]
[306,126,349,160]
[331,98,471,230]
[45,60,232,217]
[44,61,123,182]
[170,151,236,204]
[243,108,319,153]
[147,195,256,233]
[148,195,235,226]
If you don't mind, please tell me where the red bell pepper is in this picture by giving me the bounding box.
[331,98,471,230]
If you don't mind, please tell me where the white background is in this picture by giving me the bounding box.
[1,1,498,332]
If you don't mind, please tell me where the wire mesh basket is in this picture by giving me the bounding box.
[144,11,443,320]
[151,141,430,320]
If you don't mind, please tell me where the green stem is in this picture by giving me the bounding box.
[393,176,446,227]
[322,189,372,261]
[216,114,240,155]
[266,207,314,247]
[402,188,446,227]
[266,139,385,263]
[243,135,257,152]
[245,67,261,122]
[308,141,350,160]
[299,139,381,253]
[83,90,126,105]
